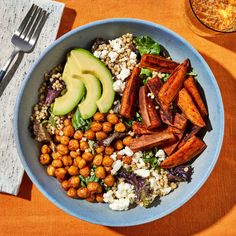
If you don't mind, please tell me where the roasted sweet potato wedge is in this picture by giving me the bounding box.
[139,86,161,130]
[140,54,179,73]
[146,77,173,124]
[158,59,189,105]
[170,113,188,131]
[162,128,185,155]
[119,67,141,119]
[177,88,206,127]
[184,76,208,117]
[178,124,201,148]
[132,122,157,135]
[160,135,206,168]
[129,130,176,152]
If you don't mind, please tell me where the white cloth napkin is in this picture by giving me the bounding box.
[0,0,64,195]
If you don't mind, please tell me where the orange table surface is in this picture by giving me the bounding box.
[1,0,236,235]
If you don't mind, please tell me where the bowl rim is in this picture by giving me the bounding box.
[14,18,224,226]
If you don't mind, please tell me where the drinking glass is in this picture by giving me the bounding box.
[184,0,236,36]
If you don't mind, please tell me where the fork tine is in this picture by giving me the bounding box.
[15,4,37,37]
[20,6,41,39]
[29,11,49,46]
[24,8,43,42]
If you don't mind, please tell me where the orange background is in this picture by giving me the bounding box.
[1,0,236,235]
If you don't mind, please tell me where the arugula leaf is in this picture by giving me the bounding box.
[139,68,152,84]
[72,107,92,131]
[142,149,160,169]
[135,111,143,122]
[134,36,161,56]
[162,74,170,83]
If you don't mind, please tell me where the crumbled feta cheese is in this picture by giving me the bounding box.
[129,51,137,63]
[117,68,131,81]
[160,187,172,195]
[147,92,155,99]
[109,198,130,211]
[113,80,125,93]
[100,49,108,59]
[103,190,114,203]
[155,105,159,110]
[155,149,166,162]
[118,146,133,156]
[111,160,122,175]
[93,50,101,58]
[81,137,87,141]
[128,131,134,137]
[109,38,124,53]
[134,169,150,178]
[115,182,134,199]
[108,51,118,62]
[110,152,117,161]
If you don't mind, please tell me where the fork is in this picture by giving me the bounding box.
[0,4,49,82]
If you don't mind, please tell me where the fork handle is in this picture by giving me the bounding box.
[0,49,19,82]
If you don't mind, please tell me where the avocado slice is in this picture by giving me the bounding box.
[73,74,101,119]
[70,48,115,113]
[52,62,85,116]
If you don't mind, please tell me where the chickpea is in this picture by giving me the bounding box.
[61,180,70,191]
[82,152,94,162]
[39,154,51,165]
[64,118,72,126]
[70,151,79,159]
[74,130,83,140]
[90,122,102,132]
[123,156,132,165]
[86,194,95,202]
[97,184,102,193]
[69,176,80,188]
[95,145,104,154]
[77,187,89,198]
[116,154,123,160]
[95,166,106,179]
[55,129,60,135]
[80,166,90,177]
[96,193,104,203]
[68,139,79,151]
[80,141,89,151]
[55,168,67,182]
[51,152,62,160]
[114,140,123,150]
[68,166,79,176]
[54,135,61,143]
[63,125,74,137]
[56,144,69,155]
[51,159,63,168]
[114,122,126,132]
[93,154,103,166]
[107,113,119,124]
[67,188,77,198]
[73,156,82,167]
[96,131,107,141]
[104,174,115,187]
[105,146,114,155]
[123,136,133,146]
[47,165,55,176]
[87,182,101,194]
[41,144,51,154]
[102,156,114,167]
[60,136,70,145]
[78,159,87,169]
[84,129,95,140]
[104,166,112,173]
[102,122,113,133]
[62,155,73,166]
[93,112,105,122]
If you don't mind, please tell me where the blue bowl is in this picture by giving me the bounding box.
[14,18,224,226]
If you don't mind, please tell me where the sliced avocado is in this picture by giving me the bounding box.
[73,74,101,119]
[52,62,85,116]
[70,48,115,113]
